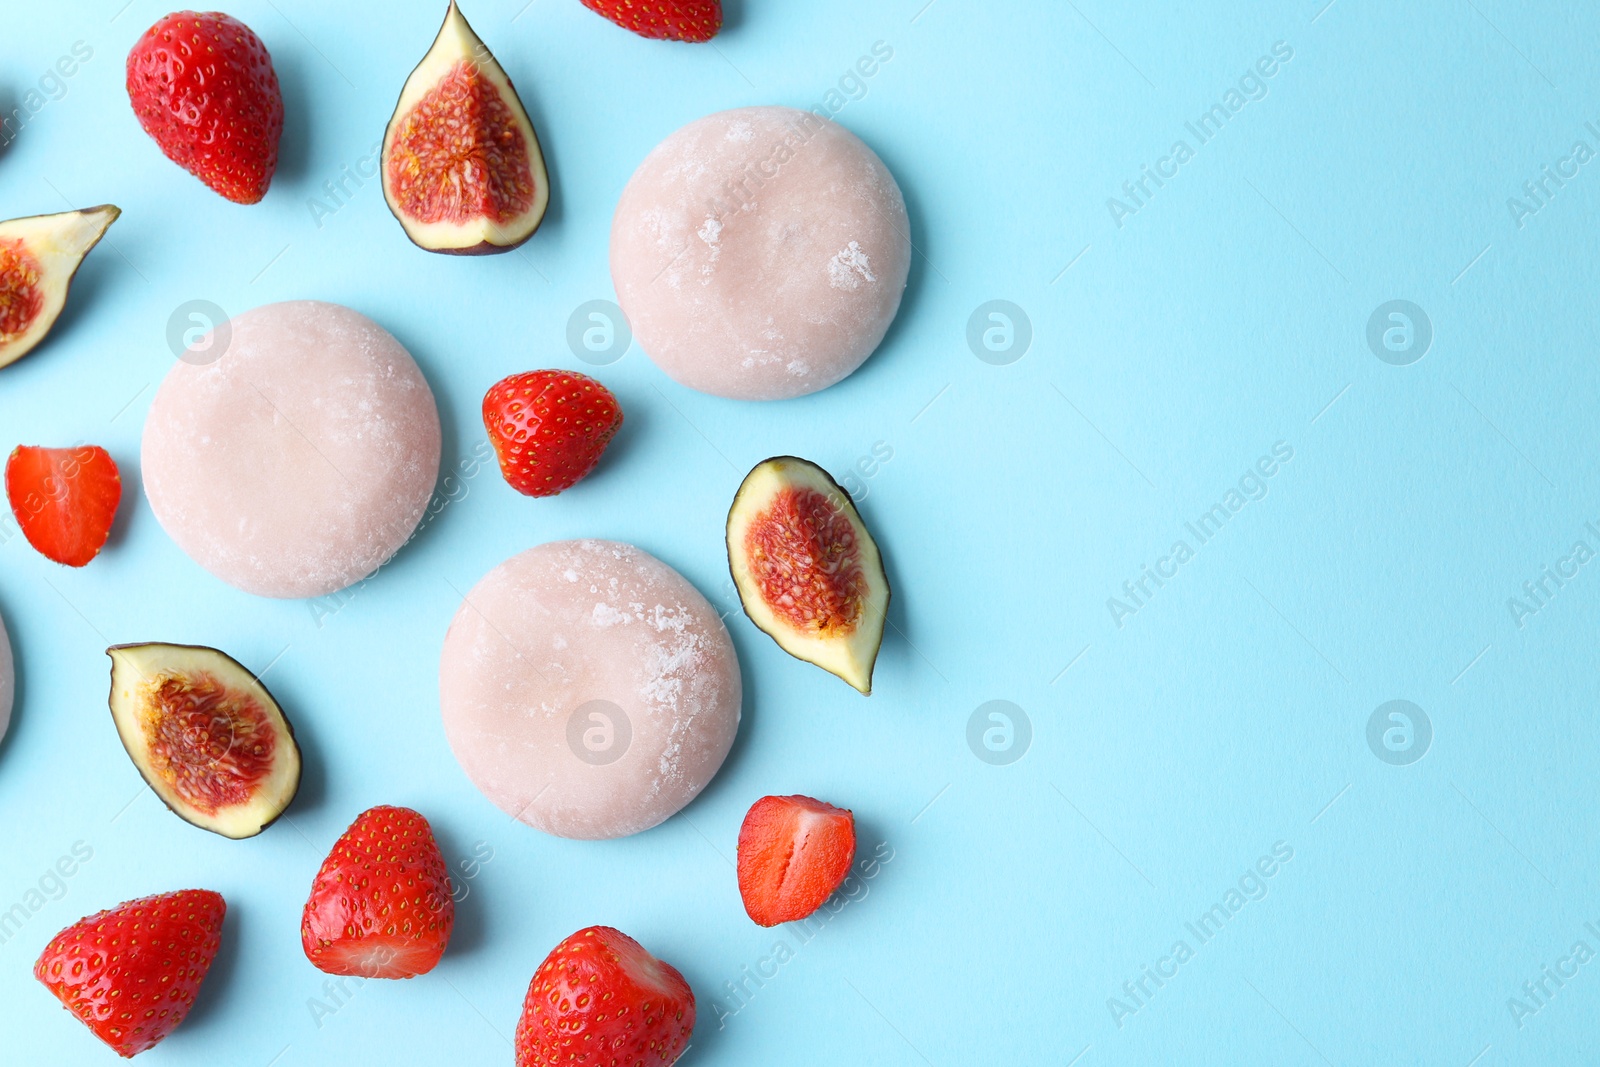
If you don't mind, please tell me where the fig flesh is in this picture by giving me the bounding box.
[727,456,889,694]
[381,1,549,254]
[0,205,118,370]
[107,643,301,839]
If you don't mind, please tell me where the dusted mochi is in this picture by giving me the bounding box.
[0,610,12,745]
[142,301,441,599]
[610,106,910,401]
[440,539,741,840]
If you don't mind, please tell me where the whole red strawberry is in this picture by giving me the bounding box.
[579,0,721,42]
[34,889,226,1057]
[483,370,623,497]
[516,926,695,1067]
[126,11,283,204]
[301,805,454,979]
[6,444,122,567]
[737,794,856,926]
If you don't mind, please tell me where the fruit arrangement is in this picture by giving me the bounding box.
[2,2,906,1061]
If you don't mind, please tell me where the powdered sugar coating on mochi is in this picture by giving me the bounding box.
[142,300,442,599]
[611,106,911,401]
[0,610,12,746]
[439,540,742,840]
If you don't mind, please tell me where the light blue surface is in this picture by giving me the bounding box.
[2,0,1598,1063]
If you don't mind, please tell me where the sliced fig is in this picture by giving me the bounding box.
[727,456,890,694]
[107,643,301,839]
[0,205,118,370]
[381,1,549,255]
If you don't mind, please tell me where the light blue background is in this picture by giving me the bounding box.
[2,0,1598,1063]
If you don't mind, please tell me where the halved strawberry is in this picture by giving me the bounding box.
[5,444,121,566]
[737,794,856,927]
[301,805,454,978]
[515,925,695,1067]
[34,889,226,1057]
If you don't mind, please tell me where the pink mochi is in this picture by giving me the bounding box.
[611,106,911,401]
[440,540,742,840]
[142,300,441,599]
[0,610,12,746]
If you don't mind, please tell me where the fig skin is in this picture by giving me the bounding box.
[0,205,119,370]
[106,642,303,840]
[726,456,890,695]
[380,1,550,255]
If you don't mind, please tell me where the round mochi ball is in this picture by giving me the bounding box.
[439,539,742,840]
[0,610,12,746]
[142,300,441,599]
[611,106,911,401]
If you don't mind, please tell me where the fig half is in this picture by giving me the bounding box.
[727,457,890,694]
[107,643,301,839]
[381,1,549,255]
[0,205,118,370]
